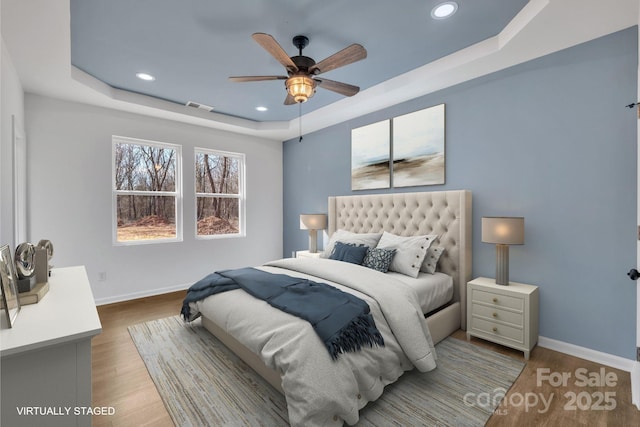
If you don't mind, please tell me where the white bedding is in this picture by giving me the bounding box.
[385,271,453,313]
[192,257,436,426]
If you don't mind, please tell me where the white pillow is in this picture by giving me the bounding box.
[421,246,445,274]
[322,230,383,258]
[376,231,437,278]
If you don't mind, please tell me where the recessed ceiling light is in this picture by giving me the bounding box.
[431,1,458,19]
[256,106,268,112]
[136,72,155,81]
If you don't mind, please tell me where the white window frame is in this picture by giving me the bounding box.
[194,147,246,239]
[112,135,183,246]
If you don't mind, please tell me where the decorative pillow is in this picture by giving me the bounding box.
[362,247,396,273]
[321,230,383,258]
[329,242,369,265]
[375,231,437,278]
[421,246,445,274]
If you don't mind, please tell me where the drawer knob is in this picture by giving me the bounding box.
[492,312,498,318]
[492,297,498,303]
[492,327,498,332]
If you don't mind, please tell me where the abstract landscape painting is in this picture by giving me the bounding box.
[392,104,445,187]
[351,120,390,190]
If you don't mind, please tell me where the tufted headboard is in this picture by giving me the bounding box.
[328,190,472,327]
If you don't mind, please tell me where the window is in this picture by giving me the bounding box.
[113,136,182,244]
[195,148,245,238]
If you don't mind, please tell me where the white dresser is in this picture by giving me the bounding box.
[0,266,102,427]
[466,277,539,360]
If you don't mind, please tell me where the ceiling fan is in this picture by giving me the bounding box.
[229,33,367,105]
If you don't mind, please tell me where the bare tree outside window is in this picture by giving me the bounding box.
[195,149,245,237]
[113,137,182,244]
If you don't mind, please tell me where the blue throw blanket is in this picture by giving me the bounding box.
[181,267,384,359]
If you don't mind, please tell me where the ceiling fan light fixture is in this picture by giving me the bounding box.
[286,75,316,103]
[231,33,365,106]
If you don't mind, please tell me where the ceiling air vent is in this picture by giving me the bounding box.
[185,101,214,112]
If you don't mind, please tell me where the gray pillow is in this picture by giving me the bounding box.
[421,246,445,274]
[376,231,437,278]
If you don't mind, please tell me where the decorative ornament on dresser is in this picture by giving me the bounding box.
[36,239,54,281]
[14,242,36,292]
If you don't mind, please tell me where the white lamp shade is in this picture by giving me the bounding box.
[481,217,524,245]
[300,214,327,230]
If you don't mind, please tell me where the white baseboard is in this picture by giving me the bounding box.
[94,283,189,306]
[538,336,636,372]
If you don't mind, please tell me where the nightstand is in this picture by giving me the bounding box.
[295,250,322,259]
[466,277,539,360]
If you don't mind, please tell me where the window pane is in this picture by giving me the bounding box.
[115,143,176,192]
[195,153,239,194]
[197,197,239,236]
[117,195,176,241]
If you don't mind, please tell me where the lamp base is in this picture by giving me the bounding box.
[495,244,510,285]
[308,230,318,253]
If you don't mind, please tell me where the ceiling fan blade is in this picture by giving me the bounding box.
[284,93,297,105]
[315,78,360,97]
[252,33,298,72]
[229,75,288,82]
[309,44,367,75]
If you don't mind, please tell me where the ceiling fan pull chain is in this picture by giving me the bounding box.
[298,103,303,142]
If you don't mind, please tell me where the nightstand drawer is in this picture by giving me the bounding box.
[471,317,524,344]
[472,289,523,311]
[471,304,523,327]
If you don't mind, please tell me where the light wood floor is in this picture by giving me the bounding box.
[92,291,640,426]
[92,291,183,427]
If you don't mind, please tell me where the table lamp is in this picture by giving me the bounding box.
[300,214,327,253]
[481,217,524,285]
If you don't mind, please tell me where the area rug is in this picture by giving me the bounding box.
[129,316,525,426]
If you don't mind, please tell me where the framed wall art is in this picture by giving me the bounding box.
[392,103,445,187]
[0,244,21,328]
[351,120,390,190]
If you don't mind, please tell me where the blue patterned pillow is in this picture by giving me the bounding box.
[329,242,369,265]
[362,247,397,273]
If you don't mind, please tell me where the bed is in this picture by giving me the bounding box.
[191,190,472,426]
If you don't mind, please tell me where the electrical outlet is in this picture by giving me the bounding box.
[637,225,640,241]
[637,347,640,362]
[98,272,107,282]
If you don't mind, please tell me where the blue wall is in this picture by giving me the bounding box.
[283,27,638,359]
